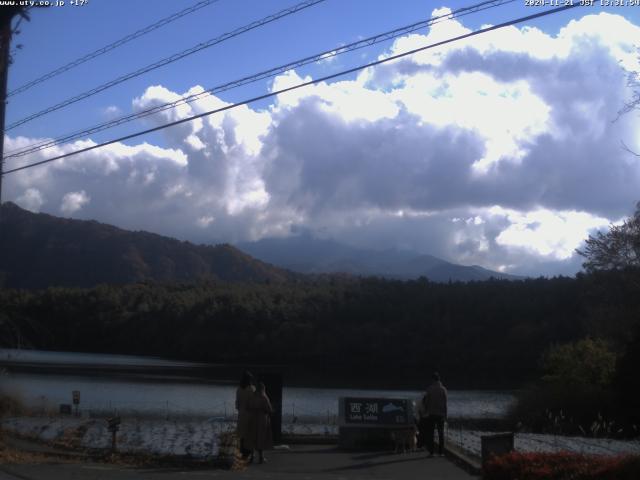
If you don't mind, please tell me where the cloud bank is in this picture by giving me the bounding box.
[5,10,640,276]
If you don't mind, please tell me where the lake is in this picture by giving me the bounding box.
[0,349,514,422]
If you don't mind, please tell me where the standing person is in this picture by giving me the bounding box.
[245,381,273,464]
[235,371,255,459]
[424,372,448,457]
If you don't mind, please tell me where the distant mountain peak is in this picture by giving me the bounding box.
[238,234,522,282]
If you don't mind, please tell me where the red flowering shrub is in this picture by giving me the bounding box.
[483,452,640,480]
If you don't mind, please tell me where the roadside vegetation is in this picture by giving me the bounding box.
[509,338,638,437]
[509,204,640,437]
[484,452,640,480]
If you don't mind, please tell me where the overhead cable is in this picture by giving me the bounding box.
[8,0,224,98]
[4,0,328,131]
[4,0,515,161]
[2,3,580,176]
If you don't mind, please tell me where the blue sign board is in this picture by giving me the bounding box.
[343,397,410,426]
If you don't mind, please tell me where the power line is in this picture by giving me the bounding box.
[4,0,516,161]
[2,3,580,177]
[4,0,327,132]
[8,0,224,98]
[4,0,514,160]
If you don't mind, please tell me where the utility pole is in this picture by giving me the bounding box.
[0,6,29,207]
[0,10,13,208]
[0,6,36,211]
[0,6,28,225]
[0,7,29,290]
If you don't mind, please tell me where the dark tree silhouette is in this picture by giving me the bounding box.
[577,203,640,273]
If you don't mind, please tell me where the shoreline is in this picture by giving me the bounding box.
[0,361,520,391]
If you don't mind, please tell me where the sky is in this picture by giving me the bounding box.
[2,0,640,276]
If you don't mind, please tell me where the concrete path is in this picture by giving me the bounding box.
[0,445,479,479]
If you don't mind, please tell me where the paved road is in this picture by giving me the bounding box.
[0,445,479,479]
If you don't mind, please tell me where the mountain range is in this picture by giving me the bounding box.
[0,202,519,289]
[239,233,521,282]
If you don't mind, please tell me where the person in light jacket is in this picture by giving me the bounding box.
[245,381,273,464]
[235,371,255,458]
[423,372,448,456]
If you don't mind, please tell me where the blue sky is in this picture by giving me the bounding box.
[7,0,633,141]
[3,0,640,276]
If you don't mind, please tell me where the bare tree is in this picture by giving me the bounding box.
[618,52,640,157]
[577,202,640,273]
[619,55,640,118]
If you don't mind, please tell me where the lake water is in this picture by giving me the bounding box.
[0,348,202,367]
[0,349,514,422]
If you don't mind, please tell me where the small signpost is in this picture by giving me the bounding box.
[72,390,80,417]
[107,416,121,452]
[338,397,413,449]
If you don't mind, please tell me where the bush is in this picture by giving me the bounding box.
[0,393,26,418]
[510,383,618,436]
[510,338,619,435]
[542,338,616,389]
[484,452,640,480]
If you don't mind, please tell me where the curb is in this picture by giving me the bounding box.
[445,443,482,476]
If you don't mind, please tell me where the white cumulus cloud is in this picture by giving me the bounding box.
[4,10,640,276]
[60,190,90,215]
[15,188,45,212]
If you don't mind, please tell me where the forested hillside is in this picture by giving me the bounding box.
[2,269,638,388]
[0,202,295,288]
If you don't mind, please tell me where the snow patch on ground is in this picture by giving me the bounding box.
[1,416,338,457]
[1,416,229,457]
[5,417,638,459]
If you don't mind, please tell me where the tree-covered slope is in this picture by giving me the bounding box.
[0,202,294,288]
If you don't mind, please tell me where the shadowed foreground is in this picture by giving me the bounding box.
[0,443,478,480]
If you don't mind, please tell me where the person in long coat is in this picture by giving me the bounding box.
[245,381,273,464]
[235,371,255,458]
